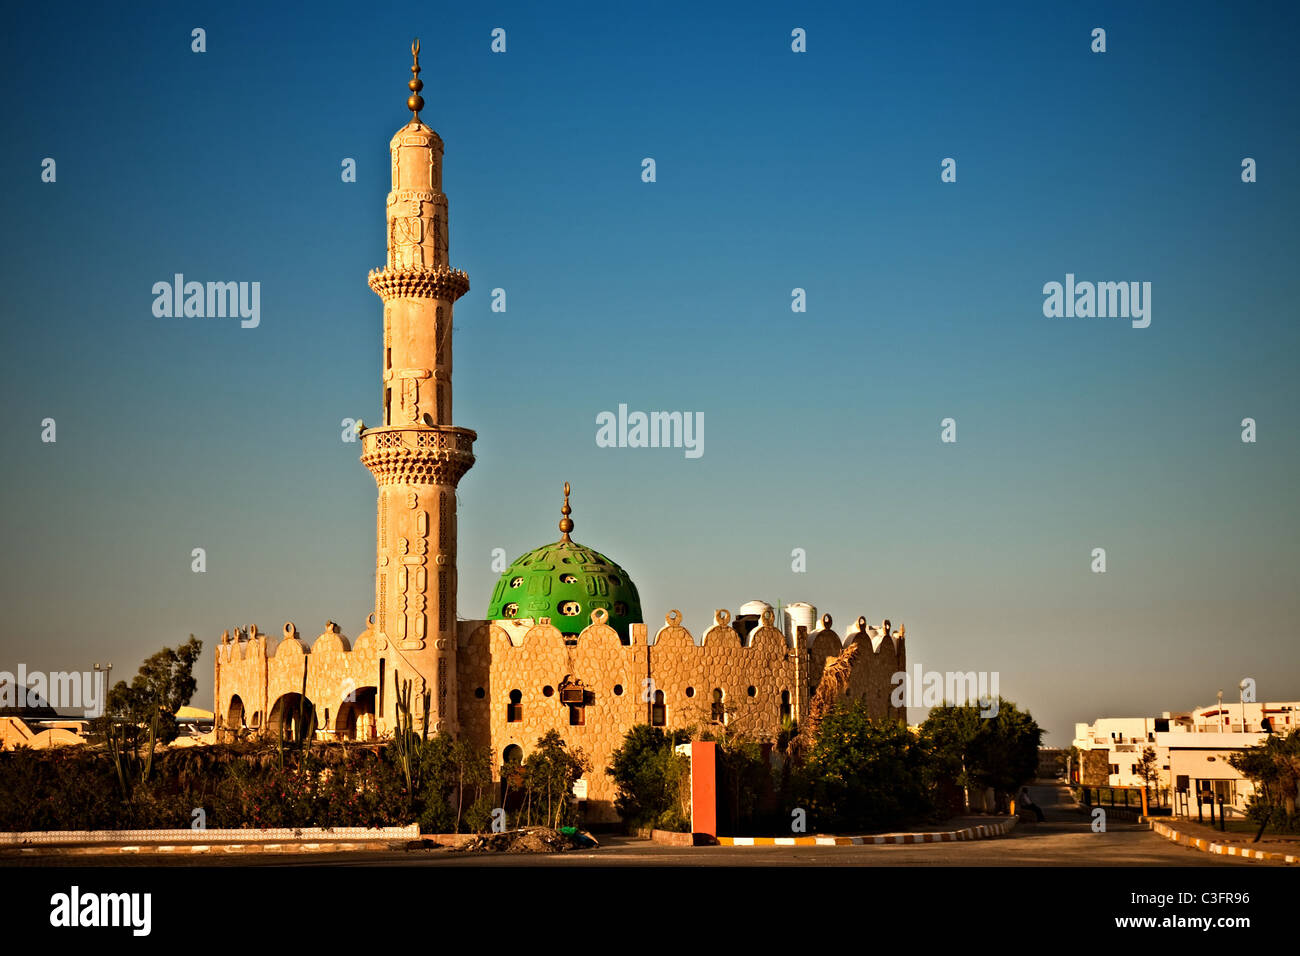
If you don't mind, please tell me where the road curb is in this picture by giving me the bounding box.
[4,840,405,857]
[716,818,1017,846]
[0,825,419,846]
[1147,819,1299,865]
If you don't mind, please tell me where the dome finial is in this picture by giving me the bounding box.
[406,38,425,120]
[559,481,574,542]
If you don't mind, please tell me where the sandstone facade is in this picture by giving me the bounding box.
[215,608,905,824]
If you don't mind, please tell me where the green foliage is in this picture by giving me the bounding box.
[795,699,933,832]
[1230,728,1300,832]
[515,730,591,829]
[920,697,1042,811]
[1135,746,1160,796]
[967,699,1042,795]
[705,732,772,833]
[606,724,691,831]
[389,673,429,804]
[104,637,203,745]
[0,734,495,833]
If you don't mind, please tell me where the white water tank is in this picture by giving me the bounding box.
[784,602,817,639]
[738,599,773,620]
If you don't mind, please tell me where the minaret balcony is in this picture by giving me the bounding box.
[367,265,469,302]
[360,425,476,486]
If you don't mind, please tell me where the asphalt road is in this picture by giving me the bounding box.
[6,784,1276,867]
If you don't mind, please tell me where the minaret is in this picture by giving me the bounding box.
[361,39,475,734]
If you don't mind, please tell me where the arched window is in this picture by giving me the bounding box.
[507,689,522,723]
[711,688,725,724]
[780,690,792,722]
[651,690,666,727]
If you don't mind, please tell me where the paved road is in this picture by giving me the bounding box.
[7,784,1275,867]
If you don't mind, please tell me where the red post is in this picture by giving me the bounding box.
[690,741,717,840]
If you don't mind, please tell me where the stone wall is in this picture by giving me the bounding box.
[215,605,908,826]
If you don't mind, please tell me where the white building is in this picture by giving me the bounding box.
[1072,715,1184,790]
[1156,700,1300,814]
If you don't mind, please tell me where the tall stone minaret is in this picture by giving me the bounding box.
[361,39,475,734]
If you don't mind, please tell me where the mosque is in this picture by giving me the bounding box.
[213,41,906,823]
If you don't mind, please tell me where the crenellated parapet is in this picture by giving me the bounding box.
[215,618,385,742]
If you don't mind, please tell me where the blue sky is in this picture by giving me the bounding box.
[1,1,1297,745]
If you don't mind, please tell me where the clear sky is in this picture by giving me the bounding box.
[2,1,1297,746]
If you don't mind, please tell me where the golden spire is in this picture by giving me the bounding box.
[559,481,574,542]
[406,38,425,120]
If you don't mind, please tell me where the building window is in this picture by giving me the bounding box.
[780,690,791,722]
[712,689,725,724]
[474,687,485,699]
[507,689,522,723]
[651,690,665,727]
[569,704,585,726]
[1109,764,1119,775]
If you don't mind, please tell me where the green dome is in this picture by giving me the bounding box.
[486,484,642,640]
[486,539,643,640]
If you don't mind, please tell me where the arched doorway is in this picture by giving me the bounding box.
[267,692,317,742]
[335,687,377,740]
[226,695,245,732]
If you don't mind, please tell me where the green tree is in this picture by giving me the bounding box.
[520,730,590,829]
[105,636,203,744]
[795,700,932,832]
[967,699,1043,805]
[919,702,984,813]
[606,724,691,831]
[1230,728,1300,833]
[1135,745,1160,803]
[922,698,1042,813]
